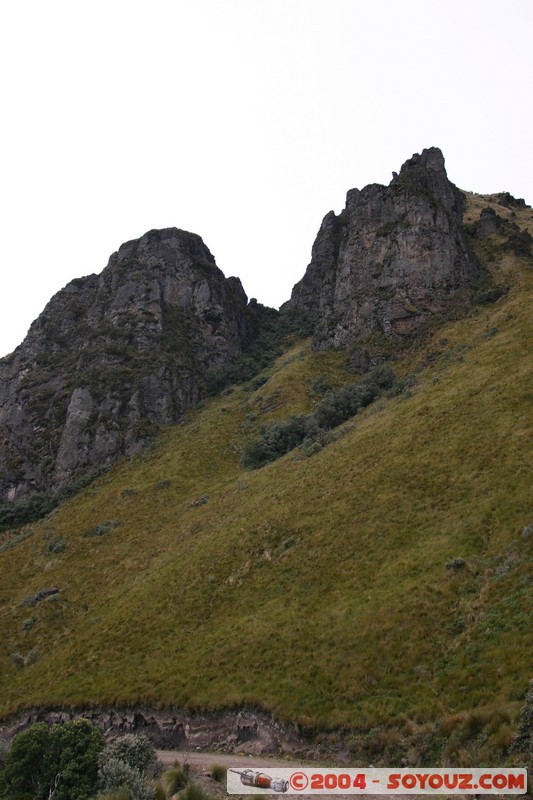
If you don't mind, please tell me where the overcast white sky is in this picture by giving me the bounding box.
[1,0,532,358]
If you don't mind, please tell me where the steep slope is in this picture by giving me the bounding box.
[1,193,532,763]
[0,228,264,500]
[285,147,480,353]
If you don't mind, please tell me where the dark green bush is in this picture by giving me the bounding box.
[242,365,397,469]
[240,438,276,469]
[0,719,104,800]
[241,414,309,468]
[314,365,395,429]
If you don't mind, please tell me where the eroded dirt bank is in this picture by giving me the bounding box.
[0,707,308,755]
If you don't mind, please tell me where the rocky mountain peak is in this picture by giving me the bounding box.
[0,229,262,500]
[390,146,463,215]
[113,227,216,268]
[285,147,479,350]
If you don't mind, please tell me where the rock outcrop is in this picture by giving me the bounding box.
[285,147,479,349]
[0,228,262,500]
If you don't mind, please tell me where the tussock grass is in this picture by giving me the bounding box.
[0,198,532,749]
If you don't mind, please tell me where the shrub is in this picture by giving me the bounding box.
[314,365,394,430]
[99,734,159,779]
[97,757,153,800]
[241,414,309,468]
[241,364,397,469]
[0,719,104,800]
[241,437,277,469]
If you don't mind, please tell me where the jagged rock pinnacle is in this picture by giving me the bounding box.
[285,147,479,349]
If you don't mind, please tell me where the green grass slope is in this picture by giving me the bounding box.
[1,195,532,760]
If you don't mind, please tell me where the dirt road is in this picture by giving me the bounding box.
[156,750,405,800]
[157,750,312,769]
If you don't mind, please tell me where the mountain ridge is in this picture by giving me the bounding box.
[0,147,506,504]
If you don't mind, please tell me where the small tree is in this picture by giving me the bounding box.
[0,721,50,800]
[47,718,104,799]
[0,719,104,800]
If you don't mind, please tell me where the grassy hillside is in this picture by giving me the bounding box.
[1,194,532,762]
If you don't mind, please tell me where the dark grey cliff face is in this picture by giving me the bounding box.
[285,148,479,348]
[0,228,260,499]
